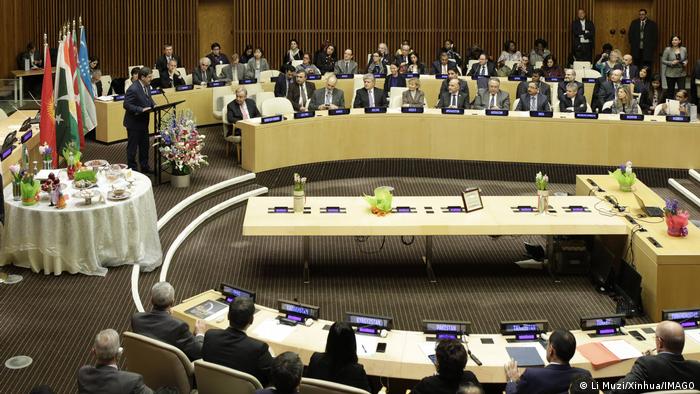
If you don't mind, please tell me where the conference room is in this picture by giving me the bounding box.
[2,1,700,393]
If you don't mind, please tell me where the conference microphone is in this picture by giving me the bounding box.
[160,87,170,104]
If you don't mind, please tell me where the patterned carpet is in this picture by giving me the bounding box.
[1,125,697,393]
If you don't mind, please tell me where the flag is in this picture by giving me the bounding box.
[68,28,85,148]
[39,41,57,166]
[54,34,79,156]
[77,25,97,136]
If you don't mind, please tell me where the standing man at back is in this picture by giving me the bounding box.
[155,44,181,75]
[628,9,658,71]
[571,9,595,62]
[123,67,155,173]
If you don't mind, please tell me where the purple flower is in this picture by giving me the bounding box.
[680,227,688,237]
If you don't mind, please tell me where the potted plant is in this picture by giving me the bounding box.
[154,110,208,188]
[663,199,689,237]
[39,143,53,170]
[364,186,394,216]
[535,171,549,213]
[62,141,82,180]
[20,172,40,206]
[9,164,23,201]
[609,161,636,192]
[293,173,307,213]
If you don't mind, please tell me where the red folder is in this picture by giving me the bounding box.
[577,342,621,369]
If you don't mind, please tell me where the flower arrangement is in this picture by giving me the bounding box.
[62,141,82,166]
[609,161,636,192]
[9,164,22,184]
[154,110,208,176]
[535,172,549,191]
[293,173,307,192]
[364,186,394,216]
[20,172,40,206]
[664,198,690,237]
[39,143,52,162]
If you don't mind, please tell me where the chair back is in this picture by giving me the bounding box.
[583,69,601,79]
[212,86,233,119]
[151,69,160,80]
[300,377,371,394]
[389,87,408,99]
[194,359,262,394]
[259,69,279,82]
[262,97,294,116]
[573,61,592,70]
[602,100,614,112]
[255,91,276,112]
[512,98,520,110]
[504,60,518,70]
[184,74,193,85]
[0,108,7,120]
[176,67,187,78]
[215,64,226,76]
[653,103,664,115]
[121,331,193,394]
[99,75,112,96]
[466,60,478,70]
[242,83,263,100]
[292,60,304,68]
[127,65,144,76]
[389,94,403,109]
[534,61,543,69]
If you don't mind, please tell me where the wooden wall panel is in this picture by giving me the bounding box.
[0,1,21,82]
[197,0,234,59]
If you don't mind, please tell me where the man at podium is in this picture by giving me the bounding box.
[123,67,156,173]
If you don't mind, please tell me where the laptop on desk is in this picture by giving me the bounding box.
[634,193,664,218]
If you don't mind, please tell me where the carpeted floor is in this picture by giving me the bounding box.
[1,124,698,393]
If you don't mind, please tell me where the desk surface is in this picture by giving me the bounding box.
[11,69,51,77]
[1,110,41,187]
[172,290,700,383]
[243,196,627,236]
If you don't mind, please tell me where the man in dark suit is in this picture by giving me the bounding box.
[226,86,261,137]
[192,57,217,85]
[437,79,470,109]
[515,82,552,111]
[628,9,658,70]
[77,329,153,394]
[595,69,624,110]
[159,59,185,89]
[439,68,469,96]
[131,282,206,361]
[516,69,551,103]
[353,74,388,108]
[559,83,588,112]
[572,9,595,62]
[287,69,316,112]
[621,54,639,80]
[275,65,296,98]
[155,44,181,75]
[123,67,156,172]
[612,321,700,394]
[412,339,480,394]
[432,52,452,75]
[505,329,590,394]
[202,297,273,387]
[557,68,584,98]
[255,352,303,394]
[309,76,345,110]
[467,54,496,78]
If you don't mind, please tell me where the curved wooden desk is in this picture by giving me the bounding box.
[238,109,700,172]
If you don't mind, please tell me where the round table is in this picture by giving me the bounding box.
[1,171,162,276]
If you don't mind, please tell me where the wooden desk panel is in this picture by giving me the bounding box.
[1,110,41,187]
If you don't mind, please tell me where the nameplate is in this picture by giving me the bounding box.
[307,74,321,80]
[261,115,283,124]
[666,115,690,123]
[21,130,33,143]
[435,74,449,79]
[336,74,353,79]
[404,73,420,78]
[364,107,387,114]
[175,84,194,91]
[328,108,350,116]
[545,77,563,82]
[401,107,424,113]
[582,78,597,83]
[564,205,591,213]
[373,73,386,78]
[442,108,464,115]
[113,94,125,101]
[149,88,162,95]
[471,75,486,80]
[620,114,644,121]
[530,111,553,118]
[321,206,347,214]
[1,146,13,160]
[294,111,315,119]
[621,79,633,84]
[508,75,526,81]
[575,112,599,119]
[207,81,226,88]
[486,109,508,116]
[239,79,257,84]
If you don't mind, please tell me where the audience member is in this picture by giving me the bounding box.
[633,66,651,95]
[406,53,427,74]
[473,78,510,110]
[316,44,337,74]
[159,59,185,89]
[571,9,595,62]
[439,39,462,65]
[395,44,411,72]
[529,38,551,66]
[495,60,512,77]
[641,74,664,114]
[218,53,247,82]
[335,49,358,74]
[287,69,316,112]
[401,78,425,107]
[296,53,321,76]
[77,329,153,394]
[596,48,621,77]
[412,339,480,394]
[628,8,658,70]
[383,63,406,95]
[542,55,563,78]
[609,85,639,114]
[309,75,345,110]
[498,40,522,63]
[193,57,217,85]
[155,44,181,75]
[281,39,303,70]
[88,57,100,77]
[202,297,273,386]
[661,35,688,99]
[367,52,386,74]
[377,42,393,66]
[124,66,141,92]
[438,79,470,109]
[516,69,551,103]
[505,329,591,394]
[595,69,625,108]
[557,69,584,98]
[246,48,270,80]
[621,54,639,79]
[240,44,255,64]
[131,282,205,362]
[559,83,588,113]
[353,74,388,108]
[439,68,468,96]
[510,55,533,77]
[226,87,261,138]
[611,321,700,394]
[255,352,303,394]
[433,53,453,75]
[658,89,691,115]
[306,322,371,392]
[91,70,103,97]
[467,54,496,78]
[515,81,551,111]
[206,42,230,69]
[274,64,296,97]
[19,42,42,69]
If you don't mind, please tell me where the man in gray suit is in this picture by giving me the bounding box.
[309,75,345,110]
[77,329,152,394]
[437,79,470,109]
[473,78,511,110]
[516,82,552,111]
[218,53,247,83]
[334,49,358,74]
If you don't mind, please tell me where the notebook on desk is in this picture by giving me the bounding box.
[633,193,664,218]
[506,346,545,367]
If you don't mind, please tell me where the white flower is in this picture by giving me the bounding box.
[535,172,543,182]
[543,175,549,183]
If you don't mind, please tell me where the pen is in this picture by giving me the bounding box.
[361,345,367,353]
[468,350,482,366]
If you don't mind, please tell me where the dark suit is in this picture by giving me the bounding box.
[353,87,388,108]
[439,79,469,97]
[77,365,152,394]
[274,76,295,98]
[516,93,551,111]
[571,19,595,62]
[511,64,534,77]
[315,54,336,74]
[412,371,480,394]
[621,64,639,80]
[155,54,182,75]
[467,62,497,77]
[506,363,591,394]
[131,310,203,361]
[159,73,185,89]
[192,68,217,85]
[437,91,470,109]
[123,81,156,171]
[308,88,345,110]
[517,81,551,103]
[596,81,625,108]
[226,98,261,136]
[628,19,658,67]
[612,353,700,394]
[202,327,273,387]
[287,81,316,111]
[383,74,406,95]
[207,53,230,68]
[306,352,371,392]
[557,81,584,98]
[432,61,452,75]
[559,94,588,112]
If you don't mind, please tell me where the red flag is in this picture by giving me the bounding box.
[39,42,57,166]
[68,30,85,148]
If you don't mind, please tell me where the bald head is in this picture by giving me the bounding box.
[656,321,685,354]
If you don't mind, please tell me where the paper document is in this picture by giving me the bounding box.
[601,340,642,360]
[355,335,379,356]
[667,99,680,115]
[96,95,114,102]
[506,346,545,367]
[686,329,700,345]
[253,319,297,342]
[418,342,437,359]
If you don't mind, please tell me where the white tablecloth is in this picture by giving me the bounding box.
[1,171,162,276]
